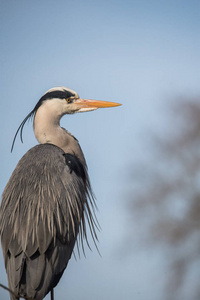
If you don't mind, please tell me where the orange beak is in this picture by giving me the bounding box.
[75,98,121,109]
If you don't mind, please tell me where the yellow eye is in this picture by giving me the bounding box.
[66,98,71,103]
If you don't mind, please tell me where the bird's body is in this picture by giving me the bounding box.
[0,87,120,299]
[1,143,87,299]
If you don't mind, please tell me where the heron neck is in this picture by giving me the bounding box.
[33,104,86,165]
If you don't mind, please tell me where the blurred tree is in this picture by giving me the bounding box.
[129,99,200,300]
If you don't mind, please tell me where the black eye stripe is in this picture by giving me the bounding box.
[33,90,75,111]
[40,90,75,102]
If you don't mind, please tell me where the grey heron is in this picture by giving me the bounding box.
[0,87,121,300]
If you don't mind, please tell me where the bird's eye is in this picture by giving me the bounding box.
[66,98,72,103]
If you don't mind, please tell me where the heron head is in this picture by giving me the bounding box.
[11,86,121,151]
[38,86,121,114]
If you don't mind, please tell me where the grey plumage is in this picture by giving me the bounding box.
[0,86,120,299]
[0,143,97,299]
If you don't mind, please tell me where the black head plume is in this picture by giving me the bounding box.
[11,87,77,152]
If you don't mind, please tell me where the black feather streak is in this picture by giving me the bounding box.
[63,153,86,183]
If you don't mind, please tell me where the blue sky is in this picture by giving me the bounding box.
[0,1,200,299]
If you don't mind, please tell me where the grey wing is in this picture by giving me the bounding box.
[0,144,90,300]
